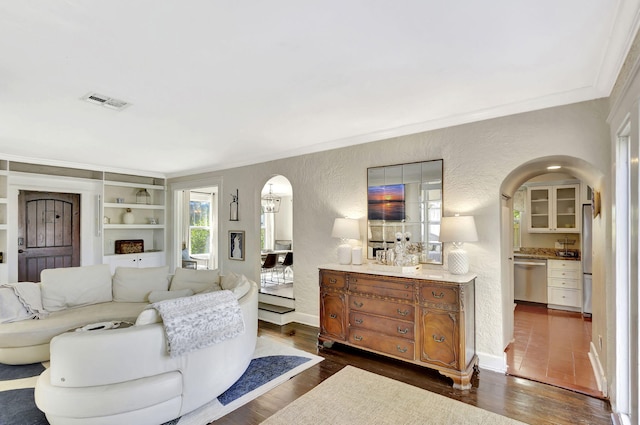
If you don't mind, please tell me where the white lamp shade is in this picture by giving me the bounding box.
[439,216,478,243]
[331,218,361,240]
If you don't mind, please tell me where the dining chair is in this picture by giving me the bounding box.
[261,253,278,285]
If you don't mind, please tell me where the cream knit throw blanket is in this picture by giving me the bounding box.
[149,290,245,358]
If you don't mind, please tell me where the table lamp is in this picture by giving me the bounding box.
[331,218,360,265]
[439,215,478,274]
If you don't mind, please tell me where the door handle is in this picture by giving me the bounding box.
[18,249,24,253]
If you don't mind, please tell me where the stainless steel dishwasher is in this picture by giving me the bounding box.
[514,258,548,304]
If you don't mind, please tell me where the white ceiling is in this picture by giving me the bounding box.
[1,1,638,178]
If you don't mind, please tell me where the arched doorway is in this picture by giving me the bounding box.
[259,175,293,299]
[500,156,606,398]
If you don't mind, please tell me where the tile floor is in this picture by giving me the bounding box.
[506,303,603,398]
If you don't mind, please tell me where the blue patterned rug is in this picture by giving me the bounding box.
[0,337,323,425]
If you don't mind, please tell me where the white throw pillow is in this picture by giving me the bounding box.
[220,272,251,299]
[148,288,194,303]
[41,264,113,312]
[113,266,170,302]
[170,267,221,293]
[135,309,161,326]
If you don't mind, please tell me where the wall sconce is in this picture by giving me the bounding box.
[230,189,239,221]
[439,215,478,274]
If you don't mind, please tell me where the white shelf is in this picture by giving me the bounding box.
[104,202,165,210]
[0,224,7,230]
[104,180,165,190]
[103,224,164,230]
[0,198,7,204]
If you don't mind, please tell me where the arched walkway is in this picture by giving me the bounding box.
[500,155,606,395]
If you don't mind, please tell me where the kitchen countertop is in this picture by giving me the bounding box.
[514,248,581,261]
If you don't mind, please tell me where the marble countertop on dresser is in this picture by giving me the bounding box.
[319,263,477,283]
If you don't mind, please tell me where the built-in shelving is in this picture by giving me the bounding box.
[102,173,167,267]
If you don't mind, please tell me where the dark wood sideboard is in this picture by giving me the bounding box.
[318,265,478,389]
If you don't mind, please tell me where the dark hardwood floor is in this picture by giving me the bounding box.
[213,321,613,425]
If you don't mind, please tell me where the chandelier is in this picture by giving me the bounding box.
[261,184,281,213]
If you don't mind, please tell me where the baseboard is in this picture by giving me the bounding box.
[589,341,608,398]
[290,312,319,328]
[477,351,506,373]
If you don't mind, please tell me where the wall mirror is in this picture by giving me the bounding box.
[367,159,443,264]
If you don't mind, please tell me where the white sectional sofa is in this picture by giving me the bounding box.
[35,275,258,425]
[0,264,254,365]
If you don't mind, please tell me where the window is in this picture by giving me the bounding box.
[188,191,215,267]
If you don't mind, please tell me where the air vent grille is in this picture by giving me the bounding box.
[81,92,130,111]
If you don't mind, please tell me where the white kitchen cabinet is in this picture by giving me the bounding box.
[104,251,165,274]
[547,259,582,311]
[527,184,580,233]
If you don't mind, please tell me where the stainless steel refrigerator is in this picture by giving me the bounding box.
[582,204,593,316]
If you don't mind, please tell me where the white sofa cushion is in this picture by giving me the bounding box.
[0,287,31,323]
[41,264,113,312]
[220,272,251,299]
[0,301,148,348]
[170,267,221,293]
[113,266,170,302]
[148,289,194,303]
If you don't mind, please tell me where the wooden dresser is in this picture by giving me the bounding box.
[318,264,477,389]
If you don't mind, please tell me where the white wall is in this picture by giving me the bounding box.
[275,195,293,242]
[169,98,611,370]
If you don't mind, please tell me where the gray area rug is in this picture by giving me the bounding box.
[261,366,529,425]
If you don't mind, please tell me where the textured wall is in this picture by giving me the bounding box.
[169,98,611,368]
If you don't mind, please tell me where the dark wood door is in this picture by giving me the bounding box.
[18,191,80,282]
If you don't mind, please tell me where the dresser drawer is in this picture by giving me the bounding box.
[349,295,414,321]
[350,311,414,340]
[348,274,413,301]
[419,284,459,306]
[548,287,581,307]
[547,277,579,289]
[320,270,347,289]
[548,269,580,280]
[349,328,415,360]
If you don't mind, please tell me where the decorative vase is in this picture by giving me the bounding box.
[122,208,134,224]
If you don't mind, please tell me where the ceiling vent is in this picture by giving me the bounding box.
[81,92,130,111]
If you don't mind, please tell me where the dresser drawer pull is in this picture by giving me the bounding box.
[329,278,337,284]
[354,335,363,341]
[329,313,337,319]
[396,345,408,353]
[355,318,363,324]
[397,308,410,316]
[433,335,446,343]
[351,278,358,283]
[353,301,364,308]
[397,327,409,334]
[432,291,445,299]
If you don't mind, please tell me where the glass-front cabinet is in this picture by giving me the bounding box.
[527,184,580,233]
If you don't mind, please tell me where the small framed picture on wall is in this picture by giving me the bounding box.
[229,231,245,261]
